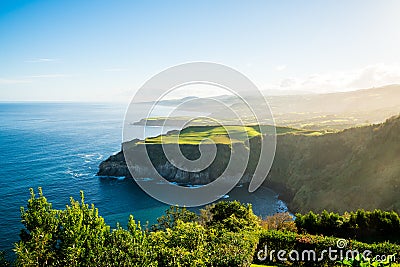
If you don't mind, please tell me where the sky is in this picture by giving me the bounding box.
[0,0,400,102]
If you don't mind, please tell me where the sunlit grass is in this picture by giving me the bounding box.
[143,125,323,144]
[145,125,259,144]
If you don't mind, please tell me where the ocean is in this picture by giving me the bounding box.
[0,102,287,253]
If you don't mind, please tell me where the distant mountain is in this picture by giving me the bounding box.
[261,89,315,96]
[140,85,400,130]
[227,84,400,130]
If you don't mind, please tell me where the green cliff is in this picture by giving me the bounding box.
[267,115,400,213]
[98,115,400,213]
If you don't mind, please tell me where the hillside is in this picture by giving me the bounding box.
[146,84,400,130]
[98,125,322,184]
[227,84,400,130]
[143,125,322,144]
[98,115,400,213]
[266,114,400,213]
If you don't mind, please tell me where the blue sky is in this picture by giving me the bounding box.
[1,0,400,101]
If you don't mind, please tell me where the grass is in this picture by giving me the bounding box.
[145,125,259,145]
[143,125,323,145]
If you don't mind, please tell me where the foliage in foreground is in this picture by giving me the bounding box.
[295,210,400,243]
[15,188,155,266]
[261,212,297,232]
[338,253,396,267]
[0,251,9,267]
[14,188,259,267]
[254,230,400,266]
[12,188,400,267]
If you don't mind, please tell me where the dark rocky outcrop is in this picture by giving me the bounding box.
[98,115,400,213]
[98,141,255,184]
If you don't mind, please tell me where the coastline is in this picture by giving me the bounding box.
[261,181,296,214]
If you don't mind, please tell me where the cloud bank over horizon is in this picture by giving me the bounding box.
[263,63,400,95]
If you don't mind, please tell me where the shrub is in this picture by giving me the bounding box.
[56,192,110,266]
[14,188,157,267]
[15,188,60,266]
[150,220,208,266]
[207,229,259,267]
[100,216,157,266]
[150,206,259,267]
[261,212,297,232]
[295,209,400,243]
[254,230,400,267]
[201,201,261,232]
[17,189,399,267]
[14,189,259,267]
[152,205,198,231]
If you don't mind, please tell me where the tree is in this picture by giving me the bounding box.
[261,212,297,232]
[15,188,59,266]
[56,191,110,266]
[201,201,260,232]
[14,189,260,267]
[152,205,198,231]
[101,216,157,266]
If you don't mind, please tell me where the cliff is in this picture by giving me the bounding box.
[265,115,400,213]
[98,115,400,213]
[98,141,254,184]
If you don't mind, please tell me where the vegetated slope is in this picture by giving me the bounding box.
[217,84,400,130]
[98,125,319,184]
[266,114,400,213]
[137,85,400,130]
[98,115,400,213]
[144,125,321,144]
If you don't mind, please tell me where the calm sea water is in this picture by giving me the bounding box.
[0,102,286,252]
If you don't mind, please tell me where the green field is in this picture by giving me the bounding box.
[144,125,323,144]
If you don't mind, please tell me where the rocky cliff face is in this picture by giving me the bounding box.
[98,141,253,184]
[98,115,400,213]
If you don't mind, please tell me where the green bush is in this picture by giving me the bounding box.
[56,193,110,266]
[149,201,260,267]
[14,188,157,267]
[152,205,198,231]
[295,210,400,243]
[15,188,60,266]
[14,189,259,267]
[201,200,261,232]
[150,220,208,266]
[254,230,400,266]
[15,188,399,267]
[261,212,297,232]
[100,216,157,266]
[207,229,259,267]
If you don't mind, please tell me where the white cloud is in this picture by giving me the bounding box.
[275,63,400,93]
[27,74,70,78]
[0,78,31,84]
[280,78,296,88]
[275,65,287,72]
[103,68,128,72]
[25,58,57,63]
[0,73,69,85]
